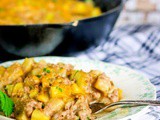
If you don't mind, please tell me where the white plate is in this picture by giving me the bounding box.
[0,56,156,120]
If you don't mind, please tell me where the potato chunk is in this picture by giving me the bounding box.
[24,75,40,86]
[22,58,34,74]
[37,93,49,103]
[16,111,28,120]
[31,109,50,120]
[2,63,23,86]
[94,74,111,93]
[29,87,39,98]
[5,84,14,96]
[71,83,84,95]
[49,85,71,98]
[71,70,90,91]
[44,98,64,116]
[0,66,5,78]
[12,82,24,97]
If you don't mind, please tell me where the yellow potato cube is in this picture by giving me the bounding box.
[37,93,49,103]
[5,84,14,96]
[44,98,64,116]
[12,82,24,97]
[4,63,24,82]
[49,84,71,98]
[31,109,50,120]
[118,88,123,100]
[72,2,90,15]
[71,83,84,95]
[94,74,111,93]
[0,66,5,78]
[24,75,40,86]
[16,111,28,120]
[31,68,42,76]
[41,72,55,88]
[29,88,39,98]
[71,70,89,91]
[91,7,101,17]
[22,58,34,74]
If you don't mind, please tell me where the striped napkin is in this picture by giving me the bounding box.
[75,25,160,120]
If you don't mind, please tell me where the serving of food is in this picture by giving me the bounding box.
[0,0,102,25]
[0,57,156,120]
[0,58,122,120]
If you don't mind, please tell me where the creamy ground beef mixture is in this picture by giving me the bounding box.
[0,58,122,120]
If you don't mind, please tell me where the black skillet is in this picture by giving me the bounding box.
[0,0,123,61]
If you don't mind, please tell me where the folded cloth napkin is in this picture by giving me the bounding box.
[75,25,160,119]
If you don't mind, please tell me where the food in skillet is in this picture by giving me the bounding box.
[0,0,102,25]
[0,58,122,120]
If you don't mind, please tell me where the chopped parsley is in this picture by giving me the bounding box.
[0,8,4,12]
[59,67,63,70]
[36,75,41,78]
[87,116,91,120]
[85,0,93,3]
[43,68,50,73]
[56,86,63,92]
[42,104,45,109]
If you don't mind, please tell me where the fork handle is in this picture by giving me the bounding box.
[115,100,160,106]
[95,100,160,114]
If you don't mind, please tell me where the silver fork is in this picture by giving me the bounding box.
[90,100,160,114]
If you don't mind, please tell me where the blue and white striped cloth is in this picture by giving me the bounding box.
[75,25,160,120]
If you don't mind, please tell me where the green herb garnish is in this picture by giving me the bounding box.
[43,68,50,73]
[59,67,63,70]
[43,68,47,71]
[87,116,91,120]
[36,75,41,78]
[42,104,45,109]
[85,0,93,3]
[56,86,63,92]
[46,70,50,73]
[0,8,4,12]
[0,90,14,117]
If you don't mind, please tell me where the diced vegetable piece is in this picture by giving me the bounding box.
[49,83,71,98]
[71,83,84,95]
[94,74,111,93]
[43,68,51,73]
[91,7,101,17]
[71,70,90,91]
[31,109,50,120]
[5,84,14,96]
[41,73,54,88]
[29,88,39,98]
[118,88,123,100]
[44,98,64,116]
[72,2,90,15]
[31,68,41,75]
[89,70,102,79]
[22,58,34,74]
[0,66,5,78]
[16,111,28,120]
[12,82,24,97]
[89,70,102,83]
[37,93,49,103]
[57,67,67,77]
[38,60,47,66]
[24,75,40,86]
[4,63,24,82]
